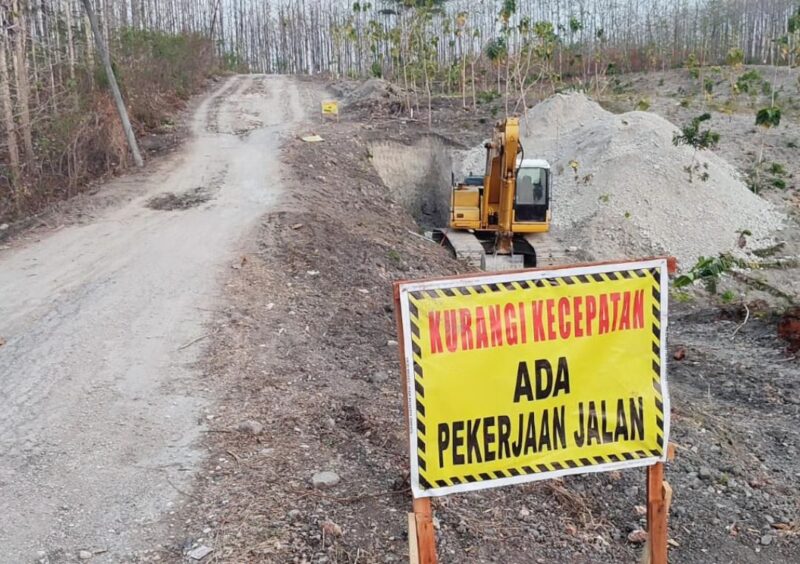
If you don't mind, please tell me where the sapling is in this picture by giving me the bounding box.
[672,113,720,182]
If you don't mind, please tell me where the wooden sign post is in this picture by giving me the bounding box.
[394,258,677,564]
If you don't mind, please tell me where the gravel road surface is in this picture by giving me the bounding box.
[0,75,308,562]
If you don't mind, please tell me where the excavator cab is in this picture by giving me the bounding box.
[514,159,550,223]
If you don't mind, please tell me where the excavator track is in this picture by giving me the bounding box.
[434,229,571,271]
[523,232,571,268]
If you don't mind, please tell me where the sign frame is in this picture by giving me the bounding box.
[396,258,671,499]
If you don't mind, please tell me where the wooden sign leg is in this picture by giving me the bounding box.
[647,462,668,564]
[410,497,437,564]
[395,285,438,564]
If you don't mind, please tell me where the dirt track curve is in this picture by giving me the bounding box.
[0,75,309,562]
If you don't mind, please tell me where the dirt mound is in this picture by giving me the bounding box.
[342,78,404,110]
[460,92,785,269]
[529,92,786,268]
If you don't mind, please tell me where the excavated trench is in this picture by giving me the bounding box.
[370,137,456,230]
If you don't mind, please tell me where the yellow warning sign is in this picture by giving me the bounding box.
[321,100,339,116]
[397,259,669,498]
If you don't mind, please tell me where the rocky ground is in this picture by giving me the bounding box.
[157,71,799,563]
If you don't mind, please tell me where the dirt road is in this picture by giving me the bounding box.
[0,75,309,562]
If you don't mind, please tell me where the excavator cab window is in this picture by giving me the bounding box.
[515,167,549,221]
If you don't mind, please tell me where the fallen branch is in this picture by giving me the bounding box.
[178,332,212,351]
[406,229,434,243]
[165,475,203,502]
[731,302,750,339]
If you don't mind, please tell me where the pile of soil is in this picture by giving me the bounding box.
[459,92,786,269]
[338,78,405,113]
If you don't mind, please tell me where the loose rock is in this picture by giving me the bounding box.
[187,545,213,560]
[369,371,389,384]
[627,529,648,544]
[237,420,264,435]
[311,471,340,488]
[287,509,302,522]
[321,520,343,537]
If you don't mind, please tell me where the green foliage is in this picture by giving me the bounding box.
[769,162,786,176]
[672,290,694,303]
[117,28,222,99]
[370,61,383,78]
[720,290,736,303]
[499,0,517,24]
[761,80,773,96]
[789,7,800,34]
[772,178,787,189]
[755,106,781,128]
[686,53,699,79]
[674,254,740,294]
[635,98,651,111]
[485,37,507,62]
[672,113,720,151]
[387,249,402,264]
[726,48,744,67]
[735,69,762,94]
[477,90,501,104]
[220,52,247,73]
[703,78,714,94]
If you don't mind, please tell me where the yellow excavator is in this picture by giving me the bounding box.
[434,117,552,270]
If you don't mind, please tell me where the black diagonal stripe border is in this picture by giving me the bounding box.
[409,262,668,492]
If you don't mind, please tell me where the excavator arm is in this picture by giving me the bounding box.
[482,118,521,253]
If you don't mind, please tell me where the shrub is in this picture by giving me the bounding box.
[477,90,501,104]
[769,162,786,176]
[673,113,720,151]
[674,254,741,294]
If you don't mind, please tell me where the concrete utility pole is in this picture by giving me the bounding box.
[80,0,144,168]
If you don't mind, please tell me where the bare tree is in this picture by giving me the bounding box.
[80,0,143,167]
[0,29,20,188]
[11,0,34,164]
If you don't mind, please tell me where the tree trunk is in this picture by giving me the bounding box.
[0,32,21,189]
[470,55,476,111]
[65,0,76,81]
[80,0,144,167]
[11,0,34,164]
